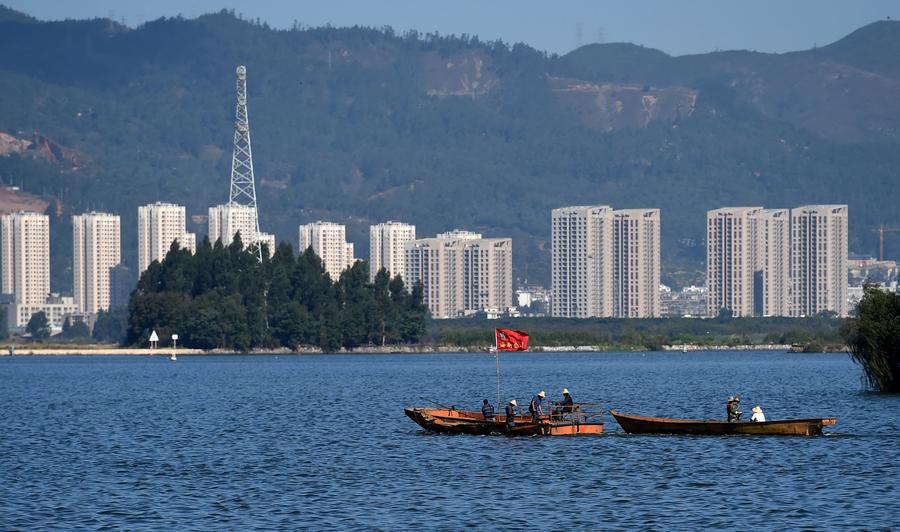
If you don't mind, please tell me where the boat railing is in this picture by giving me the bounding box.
[546,401,605,424]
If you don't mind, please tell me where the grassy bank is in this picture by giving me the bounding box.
[3,316,845,354]
[423,316,845,352]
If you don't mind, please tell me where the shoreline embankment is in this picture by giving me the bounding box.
[0,343,849,356]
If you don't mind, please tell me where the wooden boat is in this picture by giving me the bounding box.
[405,406,604,436]
[609,410,837,436]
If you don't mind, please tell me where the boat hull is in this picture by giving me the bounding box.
[609,410,836,436]
[405,407,604,436]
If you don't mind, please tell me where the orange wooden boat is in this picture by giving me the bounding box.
[609,410,837,436]
[405,406,604,436]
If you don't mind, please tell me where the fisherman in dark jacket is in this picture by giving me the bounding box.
[481,399,495,421]
[552,388,575,420]
[505,399,518,431]
[727,395,743,422]
[529,390,546,424]
[560,388,574,413]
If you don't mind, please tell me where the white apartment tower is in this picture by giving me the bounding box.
[404,231,513,319]
[612,209,661,318]
[1,211,50,304]
[790,204,848,317]
[706,207,763,317]
[369,221,416,282]
[137,202,196,274]
[298,221,355,279]
[73,212,121,313]
[208,204,275,257]
[757,209,791,317]
[551,205,614,318]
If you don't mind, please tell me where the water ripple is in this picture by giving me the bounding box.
[0,352,897,529]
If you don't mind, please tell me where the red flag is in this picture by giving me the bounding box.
[495,328,529,351]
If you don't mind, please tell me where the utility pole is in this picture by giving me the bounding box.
[229,65,264,263]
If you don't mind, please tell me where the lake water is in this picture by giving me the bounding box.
[1,351,897,529]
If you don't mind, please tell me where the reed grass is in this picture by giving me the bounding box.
[842,284,900,392]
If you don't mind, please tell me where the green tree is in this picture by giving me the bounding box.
[60,317,91,340]
[400,282,427,343]
[125,233,427,351]
[26,311,50,341]
[93,306,129,344]
[842,284,900,392]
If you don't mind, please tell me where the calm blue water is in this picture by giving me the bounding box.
[1,351,897,529]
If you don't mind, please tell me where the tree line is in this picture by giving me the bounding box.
[425,314,846,352]
[126,235,427,351]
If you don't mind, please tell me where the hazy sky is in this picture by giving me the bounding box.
[5,0,898,56]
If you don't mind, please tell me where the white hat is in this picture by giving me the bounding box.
[562,388,570,395]
[509,399,517,406]
[537,390,546,398]
[752,406,763,413]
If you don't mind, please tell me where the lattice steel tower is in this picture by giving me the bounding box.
[229,65,263,262]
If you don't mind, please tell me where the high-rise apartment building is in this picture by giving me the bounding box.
[757,209,791,317]
[790,204,848,317]
[612,209,661,318]
[369,221,416,282]
[551,205,614,318]
[208,203,275,257]
[706,207,763,317]
[72,212,121,313]
[298,221,355,279]
[404,231,512,319]
[707,206,804,318]
[137,202,196,274]
[0,211,50,304]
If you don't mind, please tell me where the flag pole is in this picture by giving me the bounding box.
[494,329,501,413]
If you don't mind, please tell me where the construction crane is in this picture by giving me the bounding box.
[872,225,900,261]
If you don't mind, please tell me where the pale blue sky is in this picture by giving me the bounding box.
[5,0,898,56]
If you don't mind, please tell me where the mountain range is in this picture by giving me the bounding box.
[0,5,898,292]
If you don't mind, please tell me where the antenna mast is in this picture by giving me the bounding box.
[229,65,263,262]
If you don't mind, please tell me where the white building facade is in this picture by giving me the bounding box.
[208,203,275,257]
[612,209,661,318]
[298,221,355,280]
[706,207,763,317]
[757,209,791,317]
[1,211,50,304]
[707,205,846,318]
[73,212,121,313]
[6,294,78,331]
[790,204,849,317]
[369,221,416,282]
[551,205,614,318]
[404,231,512,319]
[138,202,196,274]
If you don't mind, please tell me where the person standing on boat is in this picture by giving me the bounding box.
[505,399,518,430]
[529,390,546,424]
[750,405,766,422]
[481,399,495,421]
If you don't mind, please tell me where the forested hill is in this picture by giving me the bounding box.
[0,7,898,292]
